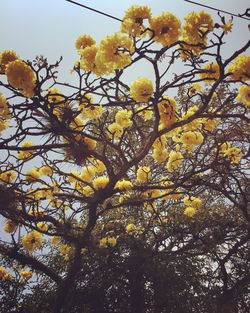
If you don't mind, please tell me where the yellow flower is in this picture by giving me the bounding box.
[189,83,202,95]
[180,131,204,145]
[0,120,9,133]
[92,159,106,174]
[0,50,19,74]
[150,12,181,46]
[227,55,250,82]
[121,5,151,36]
[125,223,137,234]
[137,105,153,120]
[224,147,243,164]
[0,170,17,183]
[0,266,12,281]
[183,196,202,209]
[26,168,41,182]
[0,93,11,118]
[37,222,49,232]
[130,77,154,102]
[136,166,151,183]
[18,140,34,160]
[184,206,197,217]
[79,93,103,120]
[236,85,250,107]
[6,60,36,97]
[3,220,17,233]
[47,87,65,104]
[115,179,133,191]
[115,109,133,128]
[93,176,109,190]
[96,33,134,73]
[200,62,220,82]
[80,45,99,73]
[107,122,124,140]
[83,136,97,150]
[158,96,177,128]
[152,148,168,162]
[182,11,214,45]
[99,236,117,248]
[22,231,43,251]
[75,34,96,51]
[20,271,33,280]
[39,165,53,176]
[166,150,183,172]
[221,20,233,34]
[50,236,61,245]
[81,166,95,183]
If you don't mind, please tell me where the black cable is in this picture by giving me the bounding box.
[184,0,250,21]
[65,0,122,22]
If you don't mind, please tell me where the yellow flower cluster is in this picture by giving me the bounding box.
[180,131,204,145]
[150,12,181,46]
[121,5,151,36]
[108,109,133,140]
[183,196,202,209]
[79,33,133,76]
[200,62,220,82]
[166,150,183,172]
[6,59,36,97]
[47,87,65,104]
[125,223,137,234]
[136,105,153,121]
[115,179,133,191]
[3,220,17,233]
[236,85,250,107]
[0,93,11,134]
[130,77,154,102]
[0,50,19,73]
[152,135,168,162]
[0,266,12,281]
[99,236,117,248]
[227,55,250,81]
[79,94,103,120]
[17,140,34,159]
[20,271,33,281]
[184,206,197,217]
[0,170,17,183]
[93,175,109,190]
[22,231,43,252]
[75,34,96,51]
[182,11,214,45]
[136,166,151,183]
[219,142,243,164]
[59,243,74,261]
[158,96,177,128]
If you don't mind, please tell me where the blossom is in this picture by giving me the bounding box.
[166,150,183,172]
[0,93,11,118]
[236,85,250,107]
[37,222,49,232]
[0,50,19,74]
[115,179,133,191]
[79,93,103,120]
[153,148,168,162]
[95,33,134,73]
[107,122,124,140]
[99,236,117,248]
[39,165,53,176]
[0,170,17,183]
[75,34,96,51]
[183,196,202,209]
[189,83,202,95]
[182,11,214,45]
[130,77,154,102]
[22,231,43,251]
[125,223,137,234]
[158,96,177,128]
[20,271,33,280]
[223,147,243,164]
[93,176,109,190]
[6,60,36,97]
[136,166,151,183]
[47,87,65,104]
[18,140,34,159]
[3,220,17,233]
[221,20,233,34]
[227,55,250,82]
[51,236,61,245]
[200,62,220,82]
[115,109,133,128]
[26,168,41,182]
[0,266,12,281]
[121,5,151,36]
[81,166,96,183]
[180,131,204,145]
[184,206,197,217]
[150,12,181,46]
[137,105,153,120]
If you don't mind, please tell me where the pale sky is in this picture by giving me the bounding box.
[1,0,249,83]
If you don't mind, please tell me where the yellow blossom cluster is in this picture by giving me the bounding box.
[121,5,151,36]
[166,150,183,172]
[152,135,168,162]
[180,131,204,145]
[6,59,36,97]
[20,270,33,282]
[0,170,17,183]
[59,243,74,261]
[158,96,177,128]
[79,94,103,120]
[108,109,133,140]
[183,196,202,209]
[219,142,243,164]
[75,34,96,52]
[130,77,154,102]
[236,85,250,107]
[99,236,117,248]
[0,93,11,134]
[21,231,43,252]
[184,206,197,217]
[0,266,12,281]
[0,50,19,74]
[200,62,220,82]
[115,179,133,191]
[17,140,34,160]
[227,55,250,81]
[3,220,17,233]
[93,175,109,190]
[136,166,151,183]
[150,12,181,46]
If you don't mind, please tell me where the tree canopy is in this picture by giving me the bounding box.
[0,4,249,313]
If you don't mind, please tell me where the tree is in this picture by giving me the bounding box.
[0,5,249,313]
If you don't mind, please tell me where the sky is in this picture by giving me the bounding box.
[1,0,249,83]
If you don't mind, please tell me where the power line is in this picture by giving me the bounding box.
[184,0,250,21]
[65,0,122,22]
